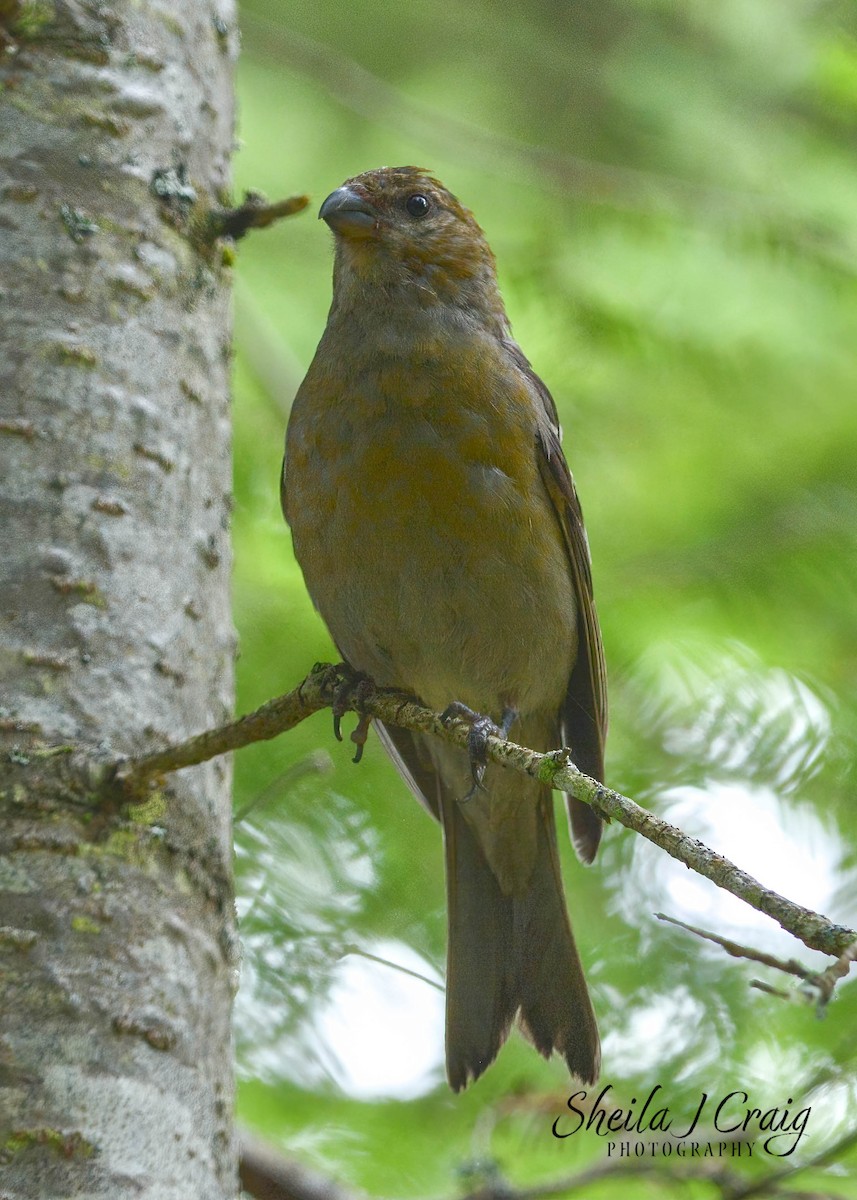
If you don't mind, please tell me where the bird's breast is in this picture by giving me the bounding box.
[285,344,576,717]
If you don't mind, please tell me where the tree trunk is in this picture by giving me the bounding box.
[0,2,238,1196]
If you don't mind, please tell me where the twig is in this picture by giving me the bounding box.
[340,944,445,993]
[657,914,857,1011]
[808,938,857,1008]
[205,190,310,242]
[114,664,856,958]
[749,979,794,1001]
[692,925,857,1011]
[655,913,814,979]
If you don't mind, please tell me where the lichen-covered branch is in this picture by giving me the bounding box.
[117,664,857,961]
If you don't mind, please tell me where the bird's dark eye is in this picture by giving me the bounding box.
[405,193,431,218]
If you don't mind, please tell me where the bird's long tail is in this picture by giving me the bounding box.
[443,779,600,1091]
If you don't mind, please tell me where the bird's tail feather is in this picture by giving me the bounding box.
[443,786,600,1091]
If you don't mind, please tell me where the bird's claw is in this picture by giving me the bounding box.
[440,702,519,801]
[465,715,497,796]
[330,665,376,761]
[350,710,372,764]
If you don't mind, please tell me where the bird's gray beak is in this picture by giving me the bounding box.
[318,186,378,236]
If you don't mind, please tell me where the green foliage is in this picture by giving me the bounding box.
[232,0,857,1193]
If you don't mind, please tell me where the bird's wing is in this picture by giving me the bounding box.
[506,341,608,864]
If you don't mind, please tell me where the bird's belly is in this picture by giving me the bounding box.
[288,414,576,719]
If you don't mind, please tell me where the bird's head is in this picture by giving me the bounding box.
[319,166,505,323]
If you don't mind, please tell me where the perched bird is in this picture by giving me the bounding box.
[282,167,607,1090]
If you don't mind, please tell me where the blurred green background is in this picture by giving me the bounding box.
[230,1,857,1194]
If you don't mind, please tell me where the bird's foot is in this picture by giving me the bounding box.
[440,702,518,798]
[330,664,377,763]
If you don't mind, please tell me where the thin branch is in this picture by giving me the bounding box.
[340,944,445,993]
[809,938,857,1008]
[655,913,815,979]
[114,664,856,959]
[114,666,335,786]
[657,914,857,1012]
[749,979,794,1001]
[652,916,849,1012]
[239,1131,364,1200]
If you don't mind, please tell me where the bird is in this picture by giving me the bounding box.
[282,166,607,1090]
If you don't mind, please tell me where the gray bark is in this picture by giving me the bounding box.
[0,1,238,1196]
